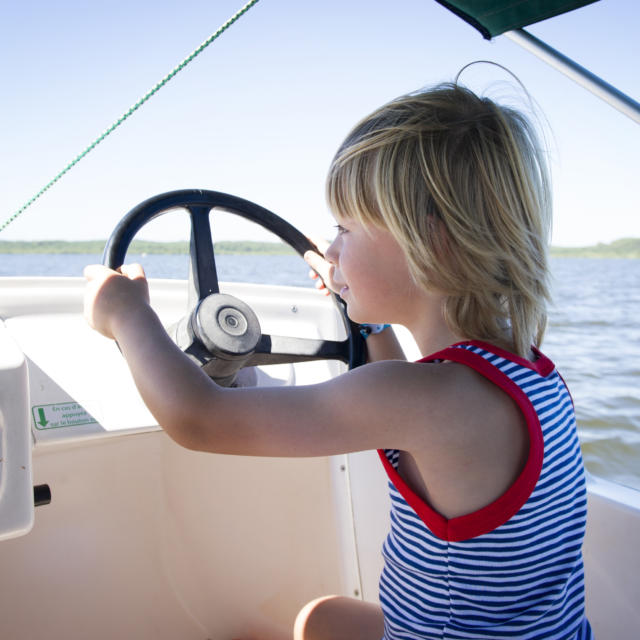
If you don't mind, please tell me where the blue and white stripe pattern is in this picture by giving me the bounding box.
[379,342,592,639]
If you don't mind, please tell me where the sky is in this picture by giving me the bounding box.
[1,0,638,247]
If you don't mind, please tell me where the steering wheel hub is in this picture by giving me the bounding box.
[193,294,261,356]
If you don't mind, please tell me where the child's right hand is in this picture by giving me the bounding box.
[304,238,334,296]
[83,263,150,340]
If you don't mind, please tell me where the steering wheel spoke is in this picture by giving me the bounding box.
[188,205,219,304]
[248,334,350,366]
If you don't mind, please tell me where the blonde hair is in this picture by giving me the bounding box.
[326,83,552,357]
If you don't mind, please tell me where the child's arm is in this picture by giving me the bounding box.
[84,264,528,519]
[83,264,418,457]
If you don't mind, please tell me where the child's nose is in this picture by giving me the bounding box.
[324,237,339,264]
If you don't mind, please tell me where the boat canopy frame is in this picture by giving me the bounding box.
[434,0,640,123]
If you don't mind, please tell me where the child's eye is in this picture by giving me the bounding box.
[334,224,348,235]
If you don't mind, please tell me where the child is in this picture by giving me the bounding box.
[84,83,592,639]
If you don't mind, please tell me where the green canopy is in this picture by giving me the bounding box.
[435,0,600,39]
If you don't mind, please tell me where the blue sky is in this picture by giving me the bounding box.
[1,0,638,246]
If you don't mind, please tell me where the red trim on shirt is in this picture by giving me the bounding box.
[455,339,555,377]
[377,342,546,542]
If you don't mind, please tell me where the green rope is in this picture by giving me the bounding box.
[1,0,260,234]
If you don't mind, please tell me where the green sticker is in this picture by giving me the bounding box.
[32,402,97,430]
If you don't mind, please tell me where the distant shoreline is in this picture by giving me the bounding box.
[549,237,639,259]
[0,238,638,258]
[0,240,296,256]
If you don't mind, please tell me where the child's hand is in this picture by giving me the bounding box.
[304,238,333,296]
[83,263,150,340]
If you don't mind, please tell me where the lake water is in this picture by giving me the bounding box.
[2,252,639,491]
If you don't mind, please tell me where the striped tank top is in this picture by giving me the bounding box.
[378,341,593,640]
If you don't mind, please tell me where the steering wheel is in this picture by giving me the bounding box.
[103,189,366,386]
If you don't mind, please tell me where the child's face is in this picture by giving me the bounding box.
[324,215,416,324]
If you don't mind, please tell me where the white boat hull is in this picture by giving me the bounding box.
[0,277,638,638]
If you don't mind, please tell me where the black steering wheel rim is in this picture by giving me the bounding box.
[103,189,366,382]
[103,190,316,267]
